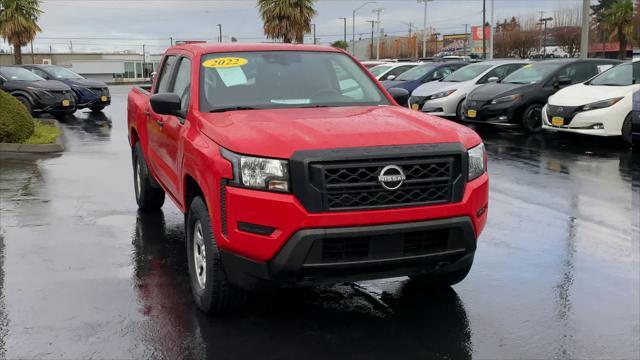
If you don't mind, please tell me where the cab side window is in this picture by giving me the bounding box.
[558,62,598,84]
[478,64,523,84]
[155,55,177,93]
[31,68,49,79]
[171,58,192,112]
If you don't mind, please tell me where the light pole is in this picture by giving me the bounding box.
[580,0,589,58]
[366,20,376,59]
[489,0,494,59]
[312,23,317,44]
[352,1,376,56]
[418,0,432,59]
[339,17,347,43]
[217,24,222,43]
[372,8,383,60]
[539,17,553,57]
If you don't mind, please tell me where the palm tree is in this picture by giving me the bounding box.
[257,0,316,43]
[0,0,43,64]
[594,0,633,59]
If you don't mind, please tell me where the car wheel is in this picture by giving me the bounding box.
[622,114,632,146]
[132,143,165,210]
[90,105,106,112]
[409,261,473,289]
[186,196,246,314]
[521,104,543,133]
[456,99,466,121]
[15,96,33,115]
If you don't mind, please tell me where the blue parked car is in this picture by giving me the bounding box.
[21,65,110,112]
[380,61,468,104]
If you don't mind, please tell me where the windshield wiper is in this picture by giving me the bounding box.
[209,106,259,113]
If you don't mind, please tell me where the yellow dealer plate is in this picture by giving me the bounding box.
[411,103,420,110]
[552,116,564,126]
[101,96,108,102]
[467,109,477,118]
[202,57,248,68]
[62,99,70,107]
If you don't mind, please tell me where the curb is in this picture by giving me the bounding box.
[0,119,65,153]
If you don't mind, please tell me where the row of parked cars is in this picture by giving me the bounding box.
[0,64,111,118]
[366,58,637,144]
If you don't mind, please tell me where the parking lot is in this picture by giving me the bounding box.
[0,85,638,359]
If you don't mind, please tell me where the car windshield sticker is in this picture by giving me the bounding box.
[270,99,311,105]
[215,67,248,87]
[202,57,248,68]
[597,64,613,73]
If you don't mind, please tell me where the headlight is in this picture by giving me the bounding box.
[581,97,623,111]
[429,89,456,100]
[221,149,290,192]
[468,143,487,181]
[491,94,521,104]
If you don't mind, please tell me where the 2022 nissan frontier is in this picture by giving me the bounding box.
[127,43,489,314]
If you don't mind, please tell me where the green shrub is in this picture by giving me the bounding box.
[24,120,60,145]
[0,90,35,143]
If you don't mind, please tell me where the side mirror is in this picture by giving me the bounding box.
[386,74,396,81]
[487,76,499,83]
[557,76,571,87]
[387,88,410,106]
[151,71,157,83]
[150,93,183,117]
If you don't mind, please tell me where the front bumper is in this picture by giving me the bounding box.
[73,88,111,108]
[421,97,459,117]
[541,104,625,137]
[218,173,488,287]
[32,92,76,114]
[461,100,521,126]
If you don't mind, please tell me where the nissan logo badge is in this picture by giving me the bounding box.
[378,165,406,190]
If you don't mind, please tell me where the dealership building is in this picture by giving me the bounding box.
[0,52,163,83]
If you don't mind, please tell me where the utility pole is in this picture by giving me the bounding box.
[580,0,589,58]
[489,0,494,59]
[217,24,222,43]
[339,17,347,43]
[482,0,486,59]
[170,37,173,46]
[463,24,469,56]
[30,42,34,64]
[142,44,146,78]
[372,8,383,60]
[352,2,376,56]
[312,23,317,44]
[366,20,376,60]
[539,17,553,57]
[418,0,432,59]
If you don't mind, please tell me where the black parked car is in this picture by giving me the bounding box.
[21,64,110,112]
[0,66,76,118]
[462,59,621,132]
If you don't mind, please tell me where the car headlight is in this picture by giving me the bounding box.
[491,94,521,104]
[581,97,623,111]
[221,148,290,192]
[468,143,487,181]
[429,89,456,100]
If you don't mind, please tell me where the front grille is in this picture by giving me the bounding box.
[319,228,451,263]
[547,104,581,124]
[312,158,456,210]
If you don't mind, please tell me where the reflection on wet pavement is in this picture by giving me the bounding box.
[0,86,637,359]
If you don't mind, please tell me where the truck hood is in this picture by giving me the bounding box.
[549,83,636,106]
[196,105,481,158]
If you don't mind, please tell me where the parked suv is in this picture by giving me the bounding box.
[462,59,621,132]
[0,65,76,118]
[127,43,489,314]
[21,64,111,112]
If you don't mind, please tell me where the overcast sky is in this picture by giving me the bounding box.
[0,0,589,54]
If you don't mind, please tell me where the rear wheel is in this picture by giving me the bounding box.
[622,114,632,146]
[521,104,543,133]
[132,143,165,210]
[409,262,473,289]
[186,196,246,314]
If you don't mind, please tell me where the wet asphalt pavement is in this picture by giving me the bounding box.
[0,85,638,359]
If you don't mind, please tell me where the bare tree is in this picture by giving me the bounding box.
[553,6,582,57]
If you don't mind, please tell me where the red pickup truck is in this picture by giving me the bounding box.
[128,43,488,314]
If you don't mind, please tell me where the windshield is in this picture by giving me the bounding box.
[443,64,492,82]
[396,64,436,81]
[46,66,83,79]
[369,65,391,77]
[502,63,562,84]
[589,62,638,86]
[0,67,45,81]
[200,51,389,112]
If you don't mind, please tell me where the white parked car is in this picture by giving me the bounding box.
[542,60,639,144]
[369,62,421,81]
[408,60,529,119]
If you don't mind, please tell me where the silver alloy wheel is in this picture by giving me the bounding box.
[135,159,142,200]
[193,220,207,289]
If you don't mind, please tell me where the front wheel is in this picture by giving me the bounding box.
[521,104,543,133]
[455,99,466,121]
[409,262,473,289]
[132,143,165,210]
[186,197,246,314]
[622,114,632,146]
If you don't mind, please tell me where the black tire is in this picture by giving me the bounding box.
[455,99,466,121]
[186,196,246,314]
[409,262,473,289]
[15,96,33,115]
[622,114,632,146]
[132,143,165,210]
[90,105,106,112]
[521,104,543,133]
